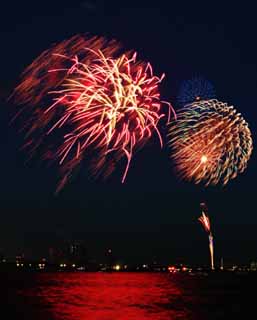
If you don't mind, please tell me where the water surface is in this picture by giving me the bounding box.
[3,272,256,319]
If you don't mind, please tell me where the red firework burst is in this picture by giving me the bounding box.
[12,35,173,190]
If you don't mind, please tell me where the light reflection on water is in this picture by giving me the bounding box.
[5,272,254,320]
[18,273,190,320]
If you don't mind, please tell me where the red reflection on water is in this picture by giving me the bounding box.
[36,273,187,320]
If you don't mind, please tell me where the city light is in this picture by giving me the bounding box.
[114,264,121,271]
[168,266,176,273]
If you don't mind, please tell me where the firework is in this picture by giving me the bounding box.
[198,203,214,270]
[177,77,216,107]
[11,35,173,190]
[198,211,210,233]
[11,35,122,107]
[168,99,253,186]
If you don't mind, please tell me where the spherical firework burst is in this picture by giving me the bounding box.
[11,35,173,190]
[177,77,216,107]
[168,99,253,186]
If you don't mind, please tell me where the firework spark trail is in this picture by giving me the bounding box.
[198,212,210,233]
[198,206,214,270]
[168,99,253,186]
[208,234,214,270]
[11,35,174,190]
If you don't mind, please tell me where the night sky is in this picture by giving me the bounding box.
[0,1,256,265]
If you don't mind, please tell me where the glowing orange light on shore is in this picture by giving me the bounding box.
[114,264,121,271]
[168,266,176,273]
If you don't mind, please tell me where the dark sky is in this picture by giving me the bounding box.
[0,1,256,265]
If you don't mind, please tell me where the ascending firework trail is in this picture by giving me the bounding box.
[198,202,214,270]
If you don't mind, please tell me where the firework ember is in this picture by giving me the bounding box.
[168,99,253,186]
[11,35,173,190]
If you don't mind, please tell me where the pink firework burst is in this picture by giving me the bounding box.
[11,35,174,191]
